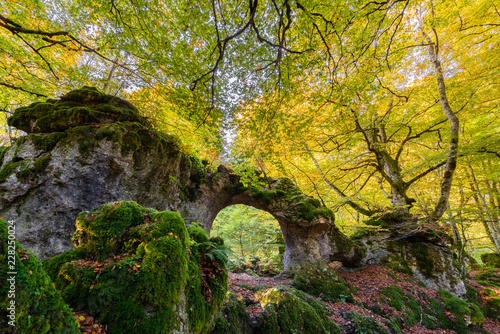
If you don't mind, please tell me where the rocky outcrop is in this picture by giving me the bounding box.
[353,227,467,298]
[0,87,361,270]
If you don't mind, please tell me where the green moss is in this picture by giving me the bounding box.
[439,289,485,333]
[48,201,227,333]
[385,241,413,276]
[412,242,434,278]
[257,286,342,334]
[364,210,408,228]
[380,286,457,330]
[211,291,250,334]
[465,284,481,304]
[296,198,326,221]
[7,87,147,134]
[344,311,389,334]
[481,252,500,268]
[485,297,500,320]
[475,267,500,288]
[482,288,497,297]
[0,220,79,334]
[42,248,87,282]
[32,132,67,153]
[188,225,210,244]
[428,297,453,329]
[0,161,23,182]
[186,236,228,333]
[34,154,51,170]
[291,265,353,303]
[251,187,285,205]
[351,227,379,239]
[0,145,9,166]
[72,201,155,261]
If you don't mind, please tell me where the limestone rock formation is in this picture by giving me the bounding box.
[0,87,360,271]
[353,227,467,297]
[0,87,465,297]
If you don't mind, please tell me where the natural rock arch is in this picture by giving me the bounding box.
[0,87,361,270]
[0,87,465,296]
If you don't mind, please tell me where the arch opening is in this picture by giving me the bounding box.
[210,204,285,275]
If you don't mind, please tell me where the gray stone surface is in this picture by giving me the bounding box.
[355,231,466,297]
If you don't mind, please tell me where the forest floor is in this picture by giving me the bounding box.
[227,264,500,334]
[72,264,500,333]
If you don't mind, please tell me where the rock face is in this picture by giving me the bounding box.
[0,87,361,270]
[353,229,467,298]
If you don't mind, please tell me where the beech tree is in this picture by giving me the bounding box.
[1,0,499,233]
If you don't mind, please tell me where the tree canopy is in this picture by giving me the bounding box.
[1,0,500,255]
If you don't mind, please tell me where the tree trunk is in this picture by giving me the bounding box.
[467,164,500,252]
[425,35,460,221]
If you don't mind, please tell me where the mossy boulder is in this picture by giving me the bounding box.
[481,252,500,268]
[257,286,342,334]
[45,201,228,334]
[355,230,467,298]
[0,219,79,334]
[211,291,251,334]
[438,290,485,333]
[472,267,500,288]
[380,285,454,330]
[343,311,389,334]
[291,265,354,303]
[484,297,500,320]
[7,86,146,134]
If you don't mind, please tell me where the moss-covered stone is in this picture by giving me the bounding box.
[291,265,354,303]
[0,160,24,183]
[439,289,485,333]
[251,187,285,205]
[343,310,389,334]
[364,210,409,228]
[7,86,147,134]
[485,297,500,320]
[474,267,500,288]
[0,220,79,334]
[0,145,9,166]
[72,201,157,261]
[46,201,228,333]
[481,252,500,268]
[211,291,250,334]
[380,285,452,330]
[257,286,342,334]
[483,288,497,297]
[412,242,434,278]
[188,224,210,244]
